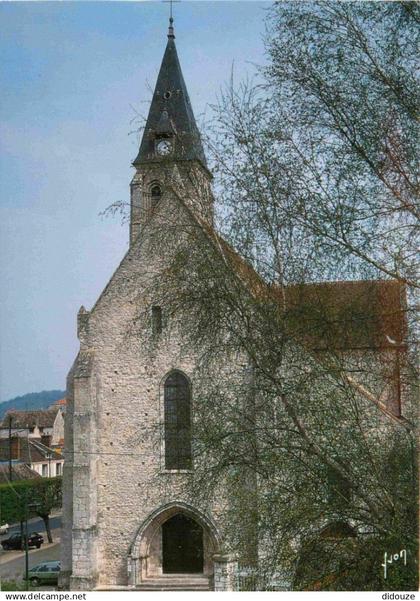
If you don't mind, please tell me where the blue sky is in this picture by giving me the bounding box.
[0,1,269,401]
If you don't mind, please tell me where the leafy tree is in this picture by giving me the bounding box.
[145,216,417,589]
[32,477,62,543]
[206,1,419,290]
[0,479,28,525]
[0,477,62,544]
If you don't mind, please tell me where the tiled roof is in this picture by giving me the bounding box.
[280,279,406,350]
[0,462,41,484]
[198,220,406,351]
[0,409,58,430]
[53,398,67,406]
[0,438,62,464]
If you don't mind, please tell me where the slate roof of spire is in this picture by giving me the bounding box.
[133,20,207,168]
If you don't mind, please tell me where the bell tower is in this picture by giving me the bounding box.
[130,17,214,246]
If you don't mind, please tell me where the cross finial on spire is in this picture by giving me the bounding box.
[163,0,180,38]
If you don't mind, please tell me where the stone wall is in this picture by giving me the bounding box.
[129,162,214,247]
[62,189,248,590]
[213,555,238,592]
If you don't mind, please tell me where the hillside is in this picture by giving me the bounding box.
[0,390,66,419]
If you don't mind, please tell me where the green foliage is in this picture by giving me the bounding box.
[294,533,418,591]
[292,433,418,591]
[0,477,62,524]
[207,1,419,287]
[33,476,62,518]
[0,580,30,591]
[0,479,33,524]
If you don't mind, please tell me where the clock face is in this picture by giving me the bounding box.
[156,139,173,156]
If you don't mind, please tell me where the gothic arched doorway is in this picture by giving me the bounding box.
[162,513,203,573]
[129,502,221,585]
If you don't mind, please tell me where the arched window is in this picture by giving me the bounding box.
[164,371,191,469]
[150,183,162,208]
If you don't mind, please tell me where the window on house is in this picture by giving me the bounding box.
[42,464,48,477]
[150,184,162,208]
[56,463,62,476]
[164,371,192,470]
[152,306,163,336]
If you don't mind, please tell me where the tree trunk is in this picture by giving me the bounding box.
[41,514,53,543]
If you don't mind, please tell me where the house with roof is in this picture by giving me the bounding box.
[0,436,64,478]
[0,408,64,450]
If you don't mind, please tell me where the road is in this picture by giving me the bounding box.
[0,541,60,582]
[0,513,61,585]
[2,514,61,537]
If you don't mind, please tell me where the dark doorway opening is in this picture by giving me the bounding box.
[162,513,204,573]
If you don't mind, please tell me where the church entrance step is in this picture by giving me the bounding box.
[136,574,211,591]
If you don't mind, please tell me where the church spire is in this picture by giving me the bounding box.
[133,18,207,168]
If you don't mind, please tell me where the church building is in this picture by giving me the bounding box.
[60,17,244,592]
[60,16,408,592]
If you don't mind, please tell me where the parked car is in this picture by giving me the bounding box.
[1,532,44,550]
[28,561,61,586]
[0,523,9,535]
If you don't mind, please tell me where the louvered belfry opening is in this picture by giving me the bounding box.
[150,184,162,208]
[164,371,192,469]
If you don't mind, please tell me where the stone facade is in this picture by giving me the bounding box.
[60,169,245,590]
[60,22,236,589]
